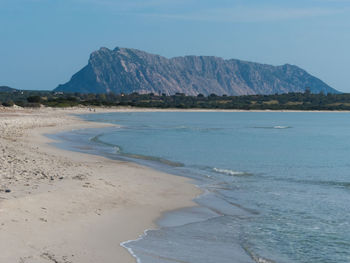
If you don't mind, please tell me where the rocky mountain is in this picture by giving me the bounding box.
[55,47,338,95]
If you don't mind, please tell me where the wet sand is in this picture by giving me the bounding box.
[0,107,200,263]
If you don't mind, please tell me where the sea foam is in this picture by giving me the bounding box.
[213,167,246,176]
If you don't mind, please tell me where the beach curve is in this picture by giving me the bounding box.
[0,107,201,263]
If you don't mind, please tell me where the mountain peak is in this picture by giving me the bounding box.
[56,47,338,95]
[99,47,111,52]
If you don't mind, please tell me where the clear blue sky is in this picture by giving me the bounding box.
[1,0,350,92]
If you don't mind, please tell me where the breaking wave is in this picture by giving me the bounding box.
[213,168,251,176]
[254,126,291,129]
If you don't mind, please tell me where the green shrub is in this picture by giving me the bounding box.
[27,96,41,103]
[2,100,14,107]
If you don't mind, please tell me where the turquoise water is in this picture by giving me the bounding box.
[52,112,350,263]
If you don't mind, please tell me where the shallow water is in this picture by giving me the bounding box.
[50,112,350,263]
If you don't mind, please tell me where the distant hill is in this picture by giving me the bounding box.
[55,47,339,95]
[0,86,18,93]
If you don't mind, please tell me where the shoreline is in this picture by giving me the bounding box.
[75,106,350,113]
[3,105,350,114]
[1,106,348,262]
[0,107,201,263]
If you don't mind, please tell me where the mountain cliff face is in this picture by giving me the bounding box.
[55,47,338,95]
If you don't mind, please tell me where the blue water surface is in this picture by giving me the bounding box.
[52,112,350,263]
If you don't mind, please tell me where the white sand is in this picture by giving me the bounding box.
[0,107,201,263]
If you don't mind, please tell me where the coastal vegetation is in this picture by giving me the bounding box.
[2,89,350,110]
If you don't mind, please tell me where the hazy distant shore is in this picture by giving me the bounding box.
[3,105,350,113]
[0,107,200,263]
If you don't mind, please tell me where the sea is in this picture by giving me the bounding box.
[49,112,350,263]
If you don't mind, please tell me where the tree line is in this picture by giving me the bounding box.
[1,89,350,111]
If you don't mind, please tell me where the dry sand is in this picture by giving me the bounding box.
[0,107,201,263]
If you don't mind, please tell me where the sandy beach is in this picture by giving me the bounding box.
[0,107,201,263]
